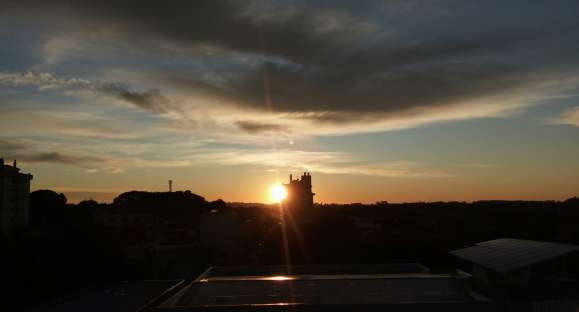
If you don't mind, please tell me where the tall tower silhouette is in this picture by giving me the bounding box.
[282,172,314,210]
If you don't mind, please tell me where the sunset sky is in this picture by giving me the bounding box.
[1,1,579,203]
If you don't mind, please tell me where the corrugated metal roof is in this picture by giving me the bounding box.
[450,238,579,273]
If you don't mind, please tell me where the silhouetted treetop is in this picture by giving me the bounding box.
[30,189,68,226]
[111,190,207,220]
[31,189,67,205]
[77,199,99,209]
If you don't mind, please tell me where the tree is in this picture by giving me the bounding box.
[30,190,67,226]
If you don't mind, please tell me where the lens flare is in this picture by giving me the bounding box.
[271,184,287,203]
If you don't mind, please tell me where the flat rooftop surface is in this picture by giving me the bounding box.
[160,274,476,307]
[201,263,430,276]
[26,280,177,312]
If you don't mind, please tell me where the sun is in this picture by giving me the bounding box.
[270,184,287,203]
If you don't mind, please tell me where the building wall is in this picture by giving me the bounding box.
[0,159,33,235]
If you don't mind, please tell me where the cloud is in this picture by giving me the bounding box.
[548,106,579,127]
[97,83,173,114]
[13,152,109,165]
[236,120,289,134]
[315,162,453,179]
[0,138,28,152]
[0,71,174,114]
[1,134,450,179]
[242,62,529,114]
[3,0,579,139]
[190,148,451,178]
[0,136,198,174]
[0,138,114,167]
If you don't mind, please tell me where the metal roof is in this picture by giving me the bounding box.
[160,274,475,307]
[450,238,579,273]
[135,264,491,310]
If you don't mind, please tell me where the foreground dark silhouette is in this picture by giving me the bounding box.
[2,190,579,310]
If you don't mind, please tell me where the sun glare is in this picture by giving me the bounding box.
[265,275,294,281]
[270,184,287,203]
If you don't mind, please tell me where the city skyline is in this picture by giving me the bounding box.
[2,1,579,203]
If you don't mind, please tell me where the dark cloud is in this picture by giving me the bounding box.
[98,83,173,114]
[236,121,289,134]
[0,138,109,166]
[11,152,108,166]
[4,0,579,123]
[227,62,528,113]
[0,138,28,152]
[25,0,574,70]
[163,60,533,116]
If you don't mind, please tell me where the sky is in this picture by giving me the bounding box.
[1,0,579,203]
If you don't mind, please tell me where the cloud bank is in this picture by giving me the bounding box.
[3,0,579,136]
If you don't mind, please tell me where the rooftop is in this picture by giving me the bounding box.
[27,280,177,312]
[139,264,490,311]
[450,238,579,273]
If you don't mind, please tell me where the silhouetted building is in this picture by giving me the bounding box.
[139,264,492,311]
[0,158,33,235]
[451,238,579,301]
[282,172,314,210]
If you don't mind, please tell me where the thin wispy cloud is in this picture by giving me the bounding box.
[188,148,451,179]
[547,106,579,127]
[0,71,174,114]
[0,137,191,174]
[1,136,451,179]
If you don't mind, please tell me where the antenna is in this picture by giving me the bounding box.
[169,180,173,192]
